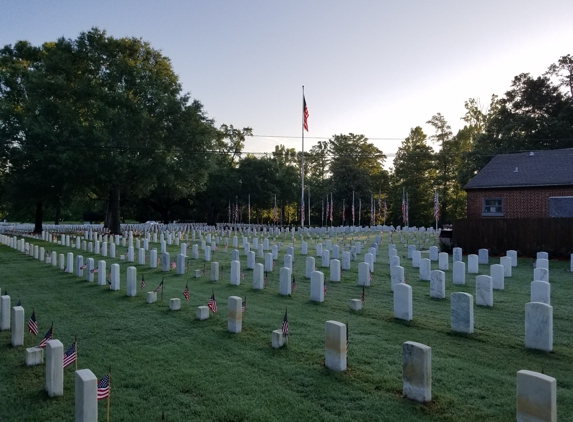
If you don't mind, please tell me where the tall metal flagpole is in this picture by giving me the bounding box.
[308,185,311,227]
[301,86,305,227]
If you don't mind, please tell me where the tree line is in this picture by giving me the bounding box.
[1,29,572,232]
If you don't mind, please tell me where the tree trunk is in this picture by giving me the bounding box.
[34,201,43,233]
[104,199,112,229]
[109,184,121,235]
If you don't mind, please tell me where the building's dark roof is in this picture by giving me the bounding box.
[464,148,573,190]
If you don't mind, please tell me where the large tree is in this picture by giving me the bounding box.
[1,28,219,232]
[327,133,388,224]
[391,126,436,226]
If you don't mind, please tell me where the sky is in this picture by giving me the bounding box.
[2,1,572,168]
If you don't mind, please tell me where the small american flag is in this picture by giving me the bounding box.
[292,276,297,291]
[242,297,246,313]
[361,286,365,302]
[80,264,87,270]
[153,280,164,293]
[91,268,98,273]
[324,284,327,295]
[97,374,110,400]
[241,271,245,280]
[282,309,289,337]
[370,272,373,283]
[202,264,207,276]
[264,271,269,286]
[17,297,21,306]
[38,325,53,348]
[28,310,38,335]
[63,341,77,368]
[208,293,217,313]
[183,282,190,301]
[141,275,146,290]
[171,261,176,269]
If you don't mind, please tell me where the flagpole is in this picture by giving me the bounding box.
[107,365,111,422]
[307,185,311,227]
[301,86,305,228]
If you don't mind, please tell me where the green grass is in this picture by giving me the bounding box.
[0,232,572,421]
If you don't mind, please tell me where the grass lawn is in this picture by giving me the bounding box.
[0,231,572,421]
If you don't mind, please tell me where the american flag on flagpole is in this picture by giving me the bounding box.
[248,194,251,224]
[28,310,38,335]
[153,280,164,293]
[183,282,190,301]
[405,193,409,226]
[303,95,309,132]
[97,374,110,400]
[434,190,440,221]
[301,199,305,226]
[235,197,239,224]
[378,193,382,225]
[342,199,345,223]
[282,309,289,337]
[352,191,355,225]
[274,194,278,224]
[326,196,329,224]
[63,342,77,368]
[402,188,406,225]
[228,200,231,224]
[383,198,387,225]
[38,325,53,348]
[208,293,217,313]
[330,193,334,223]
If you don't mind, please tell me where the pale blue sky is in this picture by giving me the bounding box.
[2,1,572,166]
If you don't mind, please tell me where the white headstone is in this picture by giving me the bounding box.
[490,264,504,290]
[402,341,431,402]
[45,339,64,397]
[475,275,493,306]
[438,252,449,271]
[279,267,292,296]
[429,270,445,299]
[305,257,315,279]
[325,321,347,372]
[525,302,553,352]
[467,254,479,274]
[358,262,370,287]
[75,369,98,422]
[452,261,466,285]
[230,260,241,285]
[478,248,489,265]
[516,370,557,422]
[253,263,264,290]
[419,258,431,281]
[310,271,325,302]
[451,292,474,334]
[394,284,412,321]
[500,256,512,277]
[531,281,550,305]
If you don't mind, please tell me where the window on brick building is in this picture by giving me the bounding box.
[482,198,503,216]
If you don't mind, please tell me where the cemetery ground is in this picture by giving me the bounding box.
[1,234,572,421]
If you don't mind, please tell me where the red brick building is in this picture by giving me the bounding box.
[464,148,573,218]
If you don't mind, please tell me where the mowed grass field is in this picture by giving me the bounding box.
[0,232,572,422]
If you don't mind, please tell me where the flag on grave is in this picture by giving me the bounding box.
[324,284,327,295]
[242,297,246,313]
[38,325,53,348]
[208,293,217,313]
[63,341,77,368]
[17,297,21,306]
[141,275,146,290]
[80,264,87,270]
[91,268,98,273]
[171,261,176,269]
[97,374,111,400]
[153,280,164,293]
[361,286,365,302]
[282,309,289,337]
[292,276,297,291]
[183,282,190,302]
[346,321,349,359]
[28,310,38,335]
